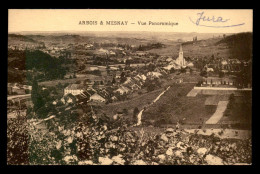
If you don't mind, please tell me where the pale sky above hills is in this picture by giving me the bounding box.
[9,9,253,33]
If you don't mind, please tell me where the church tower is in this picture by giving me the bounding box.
[178,44,185,66]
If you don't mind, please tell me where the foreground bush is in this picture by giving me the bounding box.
[7,114,251,165]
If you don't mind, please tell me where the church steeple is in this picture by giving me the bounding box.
[179,44,183,53]
[177,44,185,67]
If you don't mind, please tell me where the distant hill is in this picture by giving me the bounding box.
[216,32,252,61]
[8,34,37,43]
[10,31,232,44]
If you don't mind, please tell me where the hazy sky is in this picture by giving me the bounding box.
[9,9,253,33]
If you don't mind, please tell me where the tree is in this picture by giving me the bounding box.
[120,72,127,83]
[93,70,101,76]
[147,63,156,71]
[57,82,63,89]
[118,65,123,71]
[170,68,175,74]
[125,60,131,67]
[31,78,44,112]
[25,89,30,94]
[112,77,116,84]
[219,71,224,78]
[190,68,193,74]
[123,108,128,115]
[200,70,207,77]
[180,68,186,73]
[26,106,33,118]
[36,106,49,119]
[133,107,139,124]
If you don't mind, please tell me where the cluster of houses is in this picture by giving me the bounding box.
[203,58,251,74]
[74,43,94,50]
[115,73,147,94]
[40,44,75,58]
[7,83,32,95]
[7,83,33,115]
[60,64,171,104]
[8,42,45,51]
[95,48,117,56]
[44,42,129,59]
[60,84,107,104]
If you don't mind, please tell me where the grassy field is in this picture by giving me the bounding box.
[219,95,252,129]
[142,83,214,125]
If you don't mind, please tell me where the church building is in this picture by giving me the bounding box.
[175,44,187,68]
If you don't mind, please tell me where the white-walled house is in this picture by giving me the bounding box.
[115,86,131,95]
[64,84,85,96]
[89,93,106,102]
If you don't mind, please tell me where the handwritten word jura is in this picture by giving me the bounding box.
[189,11,245,28]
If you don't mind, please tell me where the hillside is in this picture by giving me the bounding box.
[148,37,229,58]
[8,50,66,83]
[216,32,252,61]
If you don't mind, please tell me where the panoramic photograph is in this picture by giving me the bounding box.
[7,9,252,165]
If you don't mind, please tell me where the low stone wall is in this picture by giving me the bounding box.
[194,87,237,90]
[194,86,252,91]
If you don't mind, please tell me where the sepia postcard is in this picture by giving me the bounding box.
[7,9,252,165]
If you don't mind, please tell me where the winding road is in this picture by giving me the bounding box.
[136,86,171,126]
